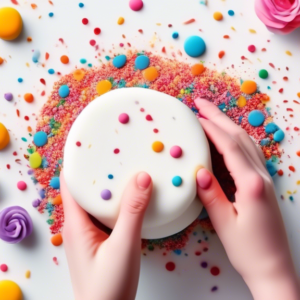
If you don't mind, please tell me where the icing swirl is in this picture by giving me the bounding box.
[255,0,300,34]
[0,206,33,244]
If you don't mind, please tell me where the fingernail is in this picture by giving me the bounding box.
[197,169,212,190]
[137,172,151,190]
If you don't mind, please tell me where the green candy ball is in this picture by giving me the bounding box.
[259,69,268,79]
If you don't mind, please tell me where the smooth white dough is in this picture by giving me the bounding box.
[63,88,211,239]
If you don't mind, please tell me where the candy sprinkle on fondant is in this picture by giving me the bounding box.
[27,50,281,251]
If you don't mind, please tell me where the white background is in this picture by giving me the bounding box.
[0,0,299,299]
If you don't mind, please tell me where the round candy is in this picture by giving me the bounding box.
[248,110,265,127]
[58,85,70,98]
[29,152,42,169]
[60,55,69,64]
[170,146,182,158]
[118,113,129,124]
[172,176,182,187]
[248,45,256,53]
[241,80,257,94]
[135,55,150,70]
[32,199,41,208]
[259,69,269,79]
[0,206,33,244]
[51,233,63,246]
[50,177,60,189]
[273,129,285,142]
[101,189,112,200]
[17,181,27,191]
[0,7,23,41]
[213,12,223,21]
[191,63,205,76]
[117,17,125,25]
[265,122,278,134]
[33,131,48,147]
[96,80,112,95]
[4,93,13,101]
[0,122,10,150]
[172,32,179,39]
[129,0,143,11]
[152,141,164,153]
[52,195,62,205]
[143,67,159,81]
[184,36,206,57]
[64,88,210,239]
[79,3,84,8]
[237,96,247,108]
[24,93,34,103]
[228,10,235,16]
[0,280,23,300]
[112,54,127,68]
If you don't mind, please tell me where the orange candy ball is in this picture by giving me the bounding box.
[213,12,223,21]
[143,67,159,81]
[152,141,164,153]
[52,194,62,205]
[241,80,257,95]
[24,93,34,103]
[0,57,3,65]
[60,55,69,64]
[191,64,205,76]
[51,233,63,246]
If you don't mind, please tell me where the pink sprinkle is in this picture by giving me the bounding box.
[120,43,124,47]
[118,113,129,124]
[94,28,101,35]
[248,45,256,53]
[170,146,183,158]
[76,141,81,147]
[53,257,58,265]
[140,108,145,112]
[90,40,96,46]
[0,264,8,272]
[146,114,153,121]
[82,18,89,25]
[17,181,27,191]
[114,148,120,154]
[153,128,159,133]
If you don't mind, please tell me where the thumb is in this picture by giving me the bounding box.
[197,168,236,232]
[110,172,152,243]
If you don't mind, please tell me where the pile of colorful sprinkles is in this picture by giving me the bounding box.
[26,50,282,250]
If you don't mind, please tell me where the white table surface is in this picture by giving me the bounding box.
[0,0,299,299]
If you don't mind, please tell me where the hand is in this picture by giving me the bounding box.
[195,98,300,300]
[60,171,153,300]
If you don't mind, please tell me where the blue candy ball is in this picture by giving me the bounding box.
[228,10,235,16]
[184,36,206,57]
[265,122,278,134]
[50,177,60,189]
[266,160,277,177]
[135,55,150,70]
[49,12,54,17]
[33,131,48,147]
[172,32,179,39]
[79,2,84,7]
[273,129,285,142]
[48,69,55,75]
[58,85,70,98]
[113,55,127,69]
[248,110,265,127]
[172,176,182,187]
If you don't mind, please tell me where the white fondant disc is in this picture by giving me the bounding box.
[64,88,211,239]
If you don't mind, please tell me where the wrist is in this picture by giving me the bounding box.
[244,271,300,300]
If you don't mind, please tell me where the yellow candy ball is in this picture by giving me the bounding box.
[0,122,10,150]
[241,80,257,95]
[0,7,23,41]
[237,96,247,108]
[29,152,42,169]
[117,17,125,25]
[96,80,112,95]
[213,12,223,21]
[73,69,85,81]
[0,280,23,300]
[152,141,164,153]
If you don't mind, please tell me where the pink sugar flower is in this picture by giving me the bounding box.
[255,0,300,34]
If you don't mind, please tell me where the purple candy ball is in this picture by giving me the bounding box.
[32,199,41,208]
[0,206,33,244]
[101,189,112,200]
[4,93,13,101]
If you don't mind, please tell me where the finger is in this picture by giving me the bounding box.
[197,168,236,233]
[60,171,108,242]
[195,98,266,167]
[110,172,152,245]
[199,118,255,189]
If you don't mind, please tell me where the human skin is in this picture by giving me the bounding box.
[61,99,300,300]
